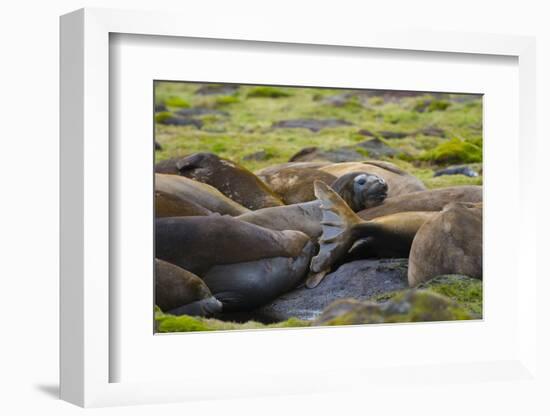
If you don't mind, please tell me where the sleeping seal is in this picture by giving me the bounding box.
[156,152,284,210]
[319,160,426,197]
[155,216,315,311]
[358,186,482,220]
[155,173,249,216]
[237,172,388,239]
[155,258,222,316]
[408,202,482,286]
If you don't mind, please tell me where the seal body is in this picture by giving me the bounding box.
[155,216,314,311]
[408,202,482,286]
[255,161,330,177]
[358,186,482,220]
[238,173,388,239]
[156,152,284,210]
[155,190,212,217]
[258,167,337,204]
[155,173,249,216]
[319,161,426,197]
[155,258,222,316]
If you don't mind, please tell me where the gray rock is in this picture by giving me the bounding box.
[434,166,478,177]
[378,130,409,139]
[289,146,364,163]
[273,118,352,133]
[252,259,409,321]
[175,107,229,117]
[195,84,239,95]
[159,117,203,128]
[355,138,398,158]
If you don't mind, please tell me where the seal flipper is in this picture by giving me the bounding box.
[310,181,363,275]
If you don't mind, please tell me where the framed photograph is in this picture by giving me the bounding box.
[60,7,538,408]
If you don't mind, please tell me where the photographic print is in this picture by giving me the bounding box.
[153,81,482,333]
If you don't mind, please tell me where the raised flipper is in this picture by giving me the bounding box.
[309,181,363,283]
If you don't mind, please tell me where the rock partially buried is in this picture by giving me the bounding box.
[158,117,203,128]
[175,107,229,117]
[434,166,478,177]
[273,118,352,133]
[355,138,399,158]
[378,130,409,139]
[313,290,473,326]
[289,146,365,163]
[252,259,409,322]
[195,84,239,95]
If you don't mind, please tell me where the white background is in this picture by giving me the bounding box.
[1,0,549,415]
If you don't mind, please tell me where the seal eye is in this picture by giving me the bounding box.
[355,177,367,186]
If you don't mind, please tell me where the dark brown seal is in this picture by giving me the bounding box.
[155,216,315,311]
[155,190,212,217]
[156,152,284,210]
[155,173,249,216]
[155,259,222,316]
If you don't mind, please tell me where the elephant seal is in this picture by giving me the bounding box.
[155,258,222,316]
[307,181,436,287]
[258,167,337,204]
[255,161,330,177]
[319,160,426,197]
[155,190,212,217]
[155,173,249,216]
[156,216,315,311]
[156,152,284,210]
[237,172,388,239]
[408,202,482,286]
[358,186,482,220]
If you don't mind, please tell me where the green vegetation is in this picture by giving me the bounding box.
[247,86,291,98]
[155,309,309,333]
[155,84,482,186]
[155,111,173,123]
[420,138,482,165]
[164,96,190,108]
[418,275,482,317]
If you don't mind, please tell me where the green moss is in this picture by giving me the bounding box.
[214,95,240,106]
[164,96,190,108]
[317,290,473,326]
[155,313,310,333]
[369,96,384,106]
[211,143,228,153]
[420,138,482,165]
[413,98,451,113]
[247,86,291,98]
[355,147,370,157]
[155,111,173,123]
[419,275,482,317]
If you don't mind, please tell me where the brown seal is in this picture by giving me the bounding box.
[156,152,283,210]
[155,190,212,217]
[258,167,337,204]
[255,161,330,177]
[319,160,426,197]
[358,186,482,220]
[237,172,388,239]
[408,202,482,286]
[155,173,249,216]
[155,216,315,311]
[155,258,222,316]
[307,181,436,287]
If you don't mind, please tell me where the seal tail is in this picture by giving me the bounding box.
[308,181,363,286]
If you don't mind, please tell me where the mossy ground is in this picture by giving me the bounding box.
[154,82,483,186]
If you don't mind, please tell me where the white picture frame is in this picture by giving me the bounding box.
[60,7,538,408]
